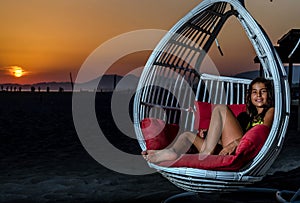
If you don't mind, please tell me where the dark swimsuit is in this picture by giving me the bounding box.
[237,108,268,133]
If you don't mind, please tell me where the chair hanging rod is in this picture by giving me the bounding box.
[239,0,274,7]
[215,38,224,56]
[288,37,300,59]
[238,0,245,7]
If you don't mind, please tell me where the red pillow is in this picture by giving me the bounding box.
[158,124,270,171]
[140,118,179,150]
[194,102,246,130]
[228,104,247,117]
[235,124,270,161]
[194,101,212,129]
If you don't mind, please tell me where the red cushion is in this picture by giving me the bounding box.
[228,104,247,117]
[194,101,212,129]
[194,102,246,130]
[141,118,179,150]
[235,123,269,160]
[158,124,270,171]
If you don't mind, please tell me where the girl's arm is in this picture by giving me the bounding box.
[263,107,274,128]
[219,107,274,156]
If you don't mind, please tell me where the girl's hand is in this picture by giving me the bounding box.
[198,129,208,139]
[219,139,240,155]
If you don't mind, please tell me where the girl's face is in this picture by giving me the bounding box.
[250,82,269,113]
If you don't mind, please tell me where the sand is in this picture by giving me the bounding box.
[0,91,299,203]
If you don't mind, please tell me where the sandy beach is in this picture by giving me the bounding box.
[0,91,299,203]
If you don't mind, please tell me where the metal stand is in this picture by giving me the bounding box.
[276,188,300,203]
[162,187,300,203]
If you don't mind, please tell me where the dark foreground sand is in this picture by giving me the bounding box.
[0,92,299,203]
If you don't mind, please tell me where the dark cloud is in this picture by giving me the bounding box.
[0,67,11,76]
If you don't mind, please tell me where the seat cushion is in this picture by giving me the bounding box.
[141,105,269,171]
[141,118,179,150]
[157,124,270,171]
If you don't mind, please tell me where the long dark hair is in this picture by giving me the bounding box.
[246,77,274,117]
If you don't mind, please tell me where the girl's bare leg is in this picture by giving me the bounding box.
[200,105,243,155]
[143,132,204,163]
[142,148,177,163]
[142,105,243,161]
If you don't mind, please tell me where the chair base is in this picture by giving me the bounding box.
[162,187,296,203]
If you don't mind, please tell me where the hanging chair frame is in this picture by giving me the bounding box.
[133,0,290,193]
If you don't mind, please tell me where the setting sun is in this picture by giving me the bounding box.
[11,66,24,78]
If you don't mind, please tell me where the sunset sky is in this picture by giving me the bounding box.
[1,0,300,84]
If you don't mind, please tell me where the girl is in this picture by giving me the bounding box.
[142,77,275,163]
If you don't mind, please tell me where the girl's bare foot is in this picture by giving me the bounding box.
[141,150,157,161]
[141,149,178,163]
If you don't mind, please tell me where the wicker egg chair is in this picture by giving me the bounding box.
[133,0,290,193]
